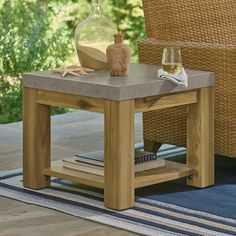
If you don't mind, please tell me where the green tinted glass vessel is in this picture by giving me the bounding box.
[75,0,117,70]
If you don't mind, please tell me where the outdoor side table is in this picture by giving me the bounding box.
[22,64,215,210]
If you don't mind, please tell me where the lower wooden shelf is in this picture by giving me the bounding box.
[43,160,194,189]
[43,162,104,189]
[135,161,194,188]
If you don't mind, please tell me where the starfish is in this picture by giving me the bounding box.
[50,65,95,77]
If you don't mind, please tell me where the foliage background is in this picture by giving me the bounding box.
[0,0,145,123]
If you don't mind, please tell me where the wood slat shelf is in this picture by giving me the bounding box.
[135,160,194,189]
[43,161,104,189]
[43,160,194,190]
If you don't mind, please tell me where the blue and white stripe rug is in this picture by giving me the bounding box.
[1,145,236,236]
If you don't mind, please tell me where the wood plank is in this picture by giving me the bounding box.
[23,88,51,189]
[43,161,193,190]
[104,100,135,210]
[37,90,104,113]
[187,87,214,188]
[135,161,194,189]
[43,161,104,189]
[135,90,198,112]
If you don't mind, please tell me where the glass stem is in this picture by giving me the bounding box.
[91,0,102,16]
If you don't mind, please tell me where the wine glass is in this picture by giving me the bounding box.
[162,47,182,75]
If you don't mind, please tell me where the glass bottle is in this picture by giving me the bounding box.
[75,0,117,70]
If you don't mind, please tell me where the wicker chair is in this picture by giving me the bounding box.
[138,0,236,158]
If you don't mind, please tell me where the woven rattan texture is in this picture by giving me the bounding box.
[138,39,236,157]
[142,0,236,44]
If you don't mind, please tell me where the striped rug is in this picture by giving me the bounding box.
[0,145,236,236]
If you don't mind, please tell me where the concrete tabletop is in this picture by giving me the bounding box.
[23,64,214,101]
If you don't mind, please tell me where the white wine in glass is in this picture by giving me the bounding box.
[162,47,182,75]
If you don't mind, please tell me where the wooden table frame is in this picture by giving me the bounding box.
[23,86,214,210]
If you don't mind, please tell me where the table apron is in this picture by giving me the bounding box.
[35,89,199,113]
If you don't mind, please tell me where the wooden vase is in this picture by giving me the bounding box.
[106,33,132,76]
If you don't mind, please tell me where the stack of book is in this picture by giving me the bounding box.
[62,150,165,176]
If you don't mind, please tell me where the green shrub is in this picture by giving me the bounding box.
[0,0,73,123]
[0,79,22,124]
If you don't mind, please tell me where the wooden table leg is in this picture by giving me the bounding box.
[104,100,135,210]
[187,87,214,188]
[23,88,51,189]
